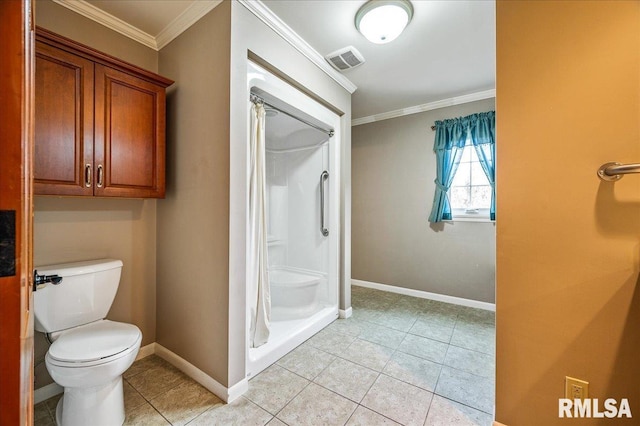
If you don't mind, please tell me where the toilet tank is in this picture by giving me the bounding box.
[34,259,123,333]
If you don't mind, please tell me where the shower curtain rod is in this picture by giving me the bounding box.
[250,94,334,137]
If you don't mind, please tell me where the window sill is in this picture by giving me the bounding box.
[446,216,494,223]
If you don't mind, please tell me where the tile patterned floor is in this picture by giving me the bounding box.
[35,286,495,425]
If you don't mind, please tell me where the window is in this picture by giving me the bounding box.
[448,139,492,220]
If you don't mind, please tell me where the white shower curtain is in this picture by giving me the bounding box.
[249,102,271,348]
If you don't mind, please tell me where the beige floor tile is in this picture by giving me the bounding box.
[338,338,394,371]
[409,316,455,343]
[277,383,357,426]
[124,354,170,379]
[245,364,309,415]
[358,324,406,349]
[266,418,288,426]
[306,328,357,355]
[425,395,493,426]
[313,358,379,403]
[391,297,427,315]
[127,360,190,400]
[350,307,382,321]
[361,374,433,426]
[450,322,495,356]
[457,308,495,326]
[382,351,441,392]
[32,289,496,426]
[189,397,272,426]
[325,316,369,337]
[34,402,51,421]
[397,333,449,363]
[124,401,170,426]
[277,344,335,380]
[34,416,56,426]
[124,380,147,412]
[443,346,495,379]
[150,378,224,425]
[44,393,62,416]
[370,311,418,332]
[434,367,494,414]
[34,402,55,426]
[345,405,400,425]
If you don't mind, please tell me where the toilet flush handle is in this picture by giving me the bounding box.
[33,270,63,291]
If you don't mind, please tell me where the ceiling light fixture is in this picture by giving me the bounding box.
[355,0,414,44]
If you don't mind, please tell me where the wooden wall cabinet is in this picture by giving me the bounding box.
[34,27,174,198]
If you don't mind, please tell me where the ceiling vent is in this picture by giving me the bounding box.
[325,46,365,72]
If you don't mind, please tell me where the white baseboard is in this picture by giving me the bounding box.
[33,342,248,405]
[135,343,156,361]
[339,307,352,319]
[154,343,247,403]
[34,382,63,404]
[352,279,496,311]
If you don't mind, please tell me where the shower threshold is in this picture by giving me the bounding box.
[247,305,338,378]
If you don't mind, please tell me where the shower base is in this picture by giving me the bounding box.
[247,305,337,378]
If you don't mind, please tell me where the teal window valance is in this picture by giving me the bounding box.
[428,111,496,223]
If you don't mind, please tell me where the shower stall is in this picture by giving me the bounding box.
[246,62,340,377]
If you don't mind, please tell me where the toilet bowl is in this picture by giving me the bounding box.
[46,320,141,426]
[34,259,142,426]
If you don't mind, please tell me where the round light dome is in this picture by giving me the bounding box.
[355,0,414,44]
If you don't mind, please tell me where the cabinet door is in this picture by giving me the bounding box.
[34,41,94,195]
[94,65,166,198]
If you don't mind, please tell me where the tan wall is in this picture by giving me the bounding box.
[36,0,157,71]
[34,0,159,389]
[156,1,232,386]
[352,99,496,303]
[496,1,640,424]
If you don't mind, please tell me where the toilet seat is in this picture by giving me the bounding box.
[47,320,142,368]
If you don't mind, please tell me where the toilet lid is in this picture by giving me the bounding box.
[49,320,141,363]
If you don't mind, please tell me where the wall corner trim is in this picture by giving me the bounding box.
[155,0,223,50]
[339,307,353,319]
[352,279,496,311]
[135,342,156,361]
[237,0,357,94]
[351,89,496,127]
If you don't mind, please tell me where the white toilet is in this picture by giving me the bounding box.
[34,259,142,426]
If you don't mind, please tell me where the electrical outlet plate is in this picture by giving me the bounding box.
[565,376,589,400]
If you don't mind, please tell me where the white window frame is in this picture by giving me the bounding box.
[448,139,493,222]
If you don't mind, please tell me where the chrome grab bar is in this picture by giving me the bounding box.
[320,171,329,236]
[597,162,640,181]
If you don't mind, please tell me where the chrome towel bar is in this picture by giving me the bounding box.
[597,162,640,181]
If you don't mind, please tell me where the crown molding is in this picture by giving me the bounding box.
[351,89,496,126]
[52,0,157,49]
[238,0,357,94]
[52,0,223,51]
[156,0,223,50]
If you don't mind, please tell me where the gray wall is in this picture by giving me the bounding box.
[352,98,496,303]
[34,0,159,389]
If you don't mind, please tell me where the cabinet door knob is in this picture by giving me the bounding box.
[85,164,92,187]
[97,165,104,188]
